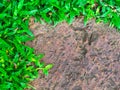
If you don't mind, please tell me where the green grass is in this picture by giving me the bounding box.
[0,0,120,90]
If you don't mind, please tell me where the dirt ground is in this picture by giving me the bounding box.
[26,17,120,90]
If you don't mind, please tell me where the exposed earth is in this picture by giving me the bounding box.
[26,17,120,90]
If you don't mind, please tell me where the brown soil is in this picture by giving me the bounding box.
[26,17,120,90]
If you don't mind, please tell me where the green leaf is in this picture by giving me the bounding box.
[0,13,7,19]
[43,68,49,76]
[13,53,19,63]
[111,13,120,29]
[0,67,7,76]
[83,16,88,26]
[41,13,51,23]
[20,10,38,16]
[96,6,101,15]
[37,53,44,60]
[64,3,70,11]
[18,0,24,11]
[67,11,76,24]
[36,62,45,68]
[77,0,87,6]
[101,10,111,17]
[15,33,33,43]
[13,7,18,17]
[0,38,11,48]
[0,3,4,7]
[3,3,11,13]
[45,64,53,70]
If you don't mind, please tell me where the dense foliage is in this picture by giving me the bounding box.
[31,0,120,28]
[0,0,120,90]
[0,0,53,90]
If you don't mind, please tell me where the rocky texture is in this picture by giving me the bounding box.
[26,17,120,90]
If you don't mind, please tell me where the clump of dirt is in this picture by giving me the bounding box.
[26,17,120,90]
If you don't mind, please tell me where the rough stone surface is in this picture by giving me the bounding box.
[72,86,82,90]
[26,17,120,90]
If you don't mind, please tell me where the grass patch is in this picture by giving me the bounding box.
[0,0,120,90]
